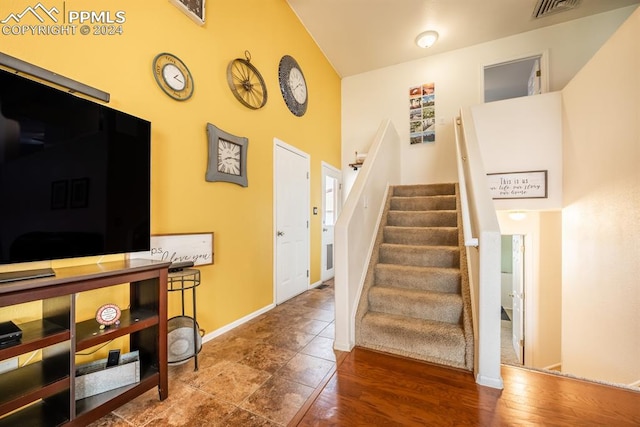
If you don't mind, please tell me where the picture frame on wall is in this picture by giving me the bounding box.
[486,170,547,199]
[169,0,205,25]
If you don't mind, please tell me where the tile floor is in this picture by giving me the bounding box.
[90,281,339,427]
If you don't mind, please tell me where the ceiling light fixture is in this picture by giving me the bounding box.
[415,30,439,49]
[508,211,527,221]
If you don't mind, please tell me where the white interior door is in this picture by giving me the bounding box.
[511,234,525,364]
[527,59,541,96]
[274,140,310,304]
[321,163,342,282]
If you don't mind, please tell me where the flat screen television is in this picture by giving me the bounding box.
[0,67,151,275]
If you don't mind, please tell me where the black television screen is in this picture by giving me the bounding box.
[0,68,151,265]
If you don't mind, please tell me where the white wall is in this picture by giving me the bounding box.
[342,6,636,196]
[561,8,640,385]
[471,92,563,211]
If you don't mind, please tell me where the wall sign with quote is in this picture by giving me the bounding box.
[487,170,548,199]
[409,82,435,144]
[133,232,214,266]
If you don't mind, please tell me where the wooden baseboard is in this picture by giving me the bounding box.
[543,363,562,371]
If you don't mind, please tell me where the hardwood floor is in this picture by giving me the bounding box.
[293,347,640,426]
[86,279,639,426]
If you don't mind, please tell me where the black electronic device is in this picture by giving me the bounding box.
[0,320,22,346]
[0,67,152,277]
[168,261,194,272]
[0,267,55,283]
[106,349,121,368]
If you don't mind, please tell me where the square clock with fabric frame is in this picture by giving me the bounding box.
[205,123,248,187]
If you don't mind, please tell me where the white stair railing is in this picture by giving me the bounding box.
[455,108,504,389]
[334,120,401,351]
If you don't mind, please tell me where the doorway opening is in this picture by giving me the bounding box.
[321,162,342,283]
[501,234,525,366]
[483,52,548,103]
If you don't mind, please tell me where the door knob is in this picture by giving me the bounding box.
[277,231,285,236]
[322,228,328,232]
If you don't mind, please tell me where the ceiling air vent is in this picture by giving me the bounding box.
[533,0,581,19]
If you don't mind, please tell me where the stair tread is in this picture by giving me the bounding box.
[392,183,456,197]
[359,312,467,367]
[363,311,464,335]
[375,264,461,292]
[380,243,460,251]
[369,285,463,324]
[391,195,456,200]
[370,285,463,299]
[389,210,457,213]
[384,225,458,230]
[376,263,460,273]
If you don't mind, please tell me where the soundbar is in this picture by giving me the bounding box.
[168,261,194,272]
[0,267,55,283]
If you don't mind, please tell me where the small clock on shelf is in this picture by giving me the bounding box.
[152,52,194,101]
[205,123,249,187]
[278,55,308,116]
[95,303,121,328]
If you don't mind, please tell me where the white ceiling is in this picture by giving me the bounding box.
[286,0,640,77]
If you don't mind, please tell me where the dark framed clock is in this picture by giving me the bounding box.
[205,123,248,187]
[278,55,308,116]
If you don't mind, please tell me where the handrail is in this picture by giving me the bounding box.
[455,107,503,390]
[454,117,479,248]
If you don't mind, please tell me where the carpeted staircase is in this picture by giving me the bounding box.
[355,183,474,370]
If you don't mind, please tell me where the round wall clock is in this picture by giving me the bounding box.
[227,51,267,110]
[278,55,308,116]
[152,52,194,101]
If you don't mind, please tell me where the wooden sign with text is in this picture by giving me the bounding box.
[131,232,214,266]
[487,171,547,199]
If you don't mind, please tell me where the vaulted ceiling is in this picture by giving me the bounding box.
[287,0,640,77]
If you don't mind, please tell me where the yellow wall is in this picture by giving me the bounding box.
[0,0,341,336]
